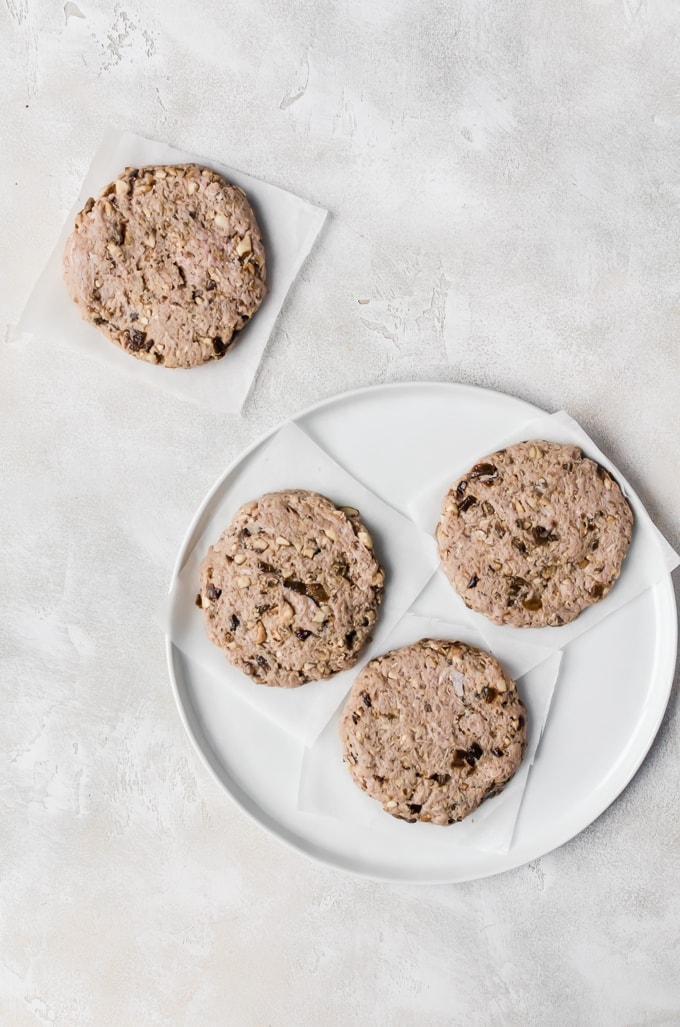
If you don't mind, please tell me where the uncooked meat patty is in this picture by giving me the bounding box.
[339,638,527,824]
[198,490,384,687]
[63,163,266,368]
[436,440,633,627]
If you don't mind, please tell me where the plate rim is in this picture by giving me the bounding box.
[165,380,678,883]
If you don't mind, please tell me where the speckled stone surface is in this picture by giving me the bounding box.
[2,1,679,1024]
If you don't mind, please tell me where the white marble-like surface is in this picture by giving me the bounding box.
[2,1,680,1023]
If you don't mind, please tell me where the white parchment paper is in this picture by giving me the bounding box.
[12,130,327,414]
[408,410,680,675]
[157,422,440,744]
[297,612,562,854]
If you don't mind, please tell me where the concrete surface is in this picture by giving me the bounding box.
[2,1,680,1024]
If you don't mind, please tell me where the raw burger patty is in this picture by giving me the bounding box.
[63,163,266,368]
[198,490,384,688]
[339,638,527,825]
[436,440,634,628]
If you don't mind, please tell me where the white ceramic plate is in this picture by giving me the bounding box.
[166,382,677,883]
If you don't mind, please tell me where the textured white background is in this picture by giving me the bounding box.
[2,1,680,1024]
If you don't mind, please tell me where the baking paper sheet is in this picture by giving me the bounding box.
[157,422,440,745]
[12,130,327,414]
[408,410,680,675]
[297,612,562,854]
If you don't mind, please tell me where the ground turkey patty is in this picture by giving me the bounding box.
[436,440,634,628]
[198,490,384,688]
[63,163,266,368]
[339,639,527,825]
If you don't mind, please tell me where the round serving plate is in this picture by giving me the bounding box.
[166,381,677,883]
